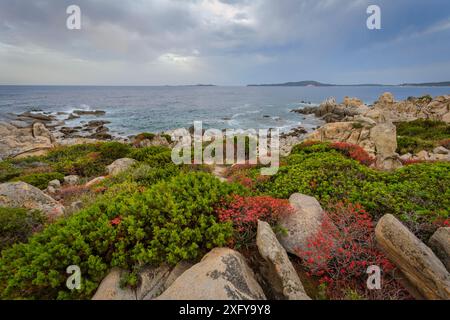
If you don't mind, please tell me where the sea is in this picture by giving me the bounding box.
[0,85,449,137]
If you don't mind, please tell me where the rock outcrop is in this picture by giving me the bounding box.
[370,122,402,170]
[106,158,137,176]
[0,122,55,160]
[277,193,325,255]
[157,248,266,300]
[256,220,310,300]
[307,121,376,154]
[372,93,450,123]
[375,214,450,300]
[92,262,192,300]
[0,182,65,219]
[306,119,402,170]
[292,97,369,123]
[429,228,450,272]
[140,262,193,300]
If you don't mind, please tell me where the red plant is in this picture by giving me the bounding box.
[434,217,450,228]
[297,202,411,300]
[216,195,293,247]
[331,142,375,166]
[400,159,426,166]
[225,164,258,190]
[227,174,254,189]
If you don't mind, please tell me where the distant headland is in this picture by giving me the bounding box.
[247,80,450,87]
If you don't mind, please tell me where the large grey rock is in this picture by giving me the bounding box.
[370,122,402,170]
[433,146,450,155]
[375,214,450,300]
[377,92,395,105]
[64,175,80,186]
[0,122,55,160]
[307,122,377,155]
[256,220,310,300]
[0,182,65,219]
[48,179,61,189]
[106,158,137,176]
[277,193,325,255]
[92,268,136,300]
[157,248,266,300]
[32,122,55,143]
[429,228,450,272]
[140,261,193,300]
[370,122,397,156]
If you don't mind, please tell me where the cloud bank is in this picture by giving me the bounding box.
[0,0,449,85]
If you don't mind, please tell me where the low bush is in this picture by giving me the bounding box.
[12,172,64,189]
[0,207,46,251]
[396,119,450,154]
[129,146,170,162]
[397,136,435,154]
[0,161,21,182]
[298,202,411,300]
[258,142,450,224]
[32,142,133,177]
[215,195,292,247]
[330,142,375,166]
[98,141,132,161]
[105,162,180,187]
[0,172,245,299]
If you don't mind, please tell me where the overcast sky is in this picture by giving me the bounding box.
[0,0,449,85]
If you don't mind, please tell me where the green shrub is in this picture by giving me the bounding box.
[396,119,450,153]
[129,146,170,162]
[0,161,21,182]
[258,143,450,222]
[12,172,64,189]
[0,172,245,299]
[98,142,132,161]
[397,136,435,154]
[45,144,100,163]
[0,207,46,251]
[43,142,132,178]
[107,172,245,268]
[105,163,180,187]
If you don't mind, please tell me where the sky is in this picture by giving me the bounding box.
[0,0,450,86]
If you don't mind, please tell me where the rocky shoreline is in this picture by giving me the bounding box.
[2,92,450,165]
[0,92,449,300]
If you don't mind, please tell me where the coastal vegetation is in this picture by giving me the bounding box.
[0,137,448,300]
[396,119,450,154]
[0,93,449,300]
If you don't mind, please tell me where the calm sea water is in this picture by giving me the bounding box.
[0,85,449,136]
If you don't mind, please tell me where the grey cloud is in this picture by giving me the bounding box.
[0,0,449,85]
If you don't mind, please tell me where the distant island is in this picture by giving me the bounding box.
[399,82,450,87]
[248,81,334,87]
[248,80,450,87]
